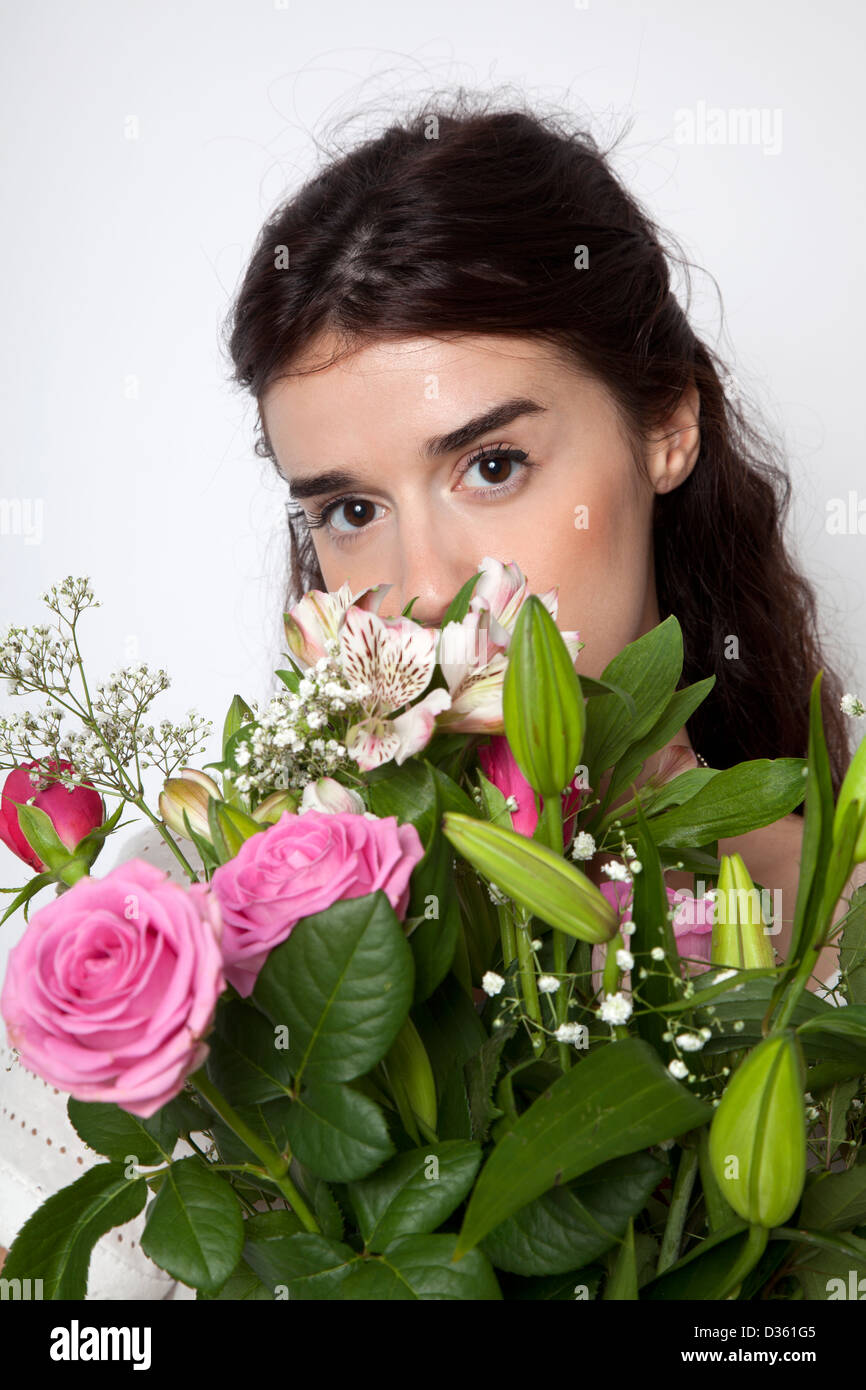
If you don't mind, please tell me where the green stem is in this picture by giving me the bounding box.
[190,1067,320,1233]
[515,911,544,1054]
[552,930,570,1071]
[717,1224,769,1300]
[498,902,517,971]
[129,796,201,882]
[696,1126,732,1232]
[57,857,90,887]
[538,792,563,851]
[656,1143,699,1274]
[538,793,571,1069]
[602,931,624,997]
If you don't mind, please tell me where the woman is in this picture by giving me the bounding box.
[2,93,863,1294]
[224,93,864,988]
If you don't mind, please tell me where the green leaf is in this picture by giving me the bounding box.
[400,772,462,1002]
[242,1220,357,1299]
[380,1015,438,1138]
[10,800,77,870]
[465,1026,514,1143]
[411,972,487,1102]
[347,1141,482,1251]
[480,1150,665,1276]
[0,870,56,925]
[644,759,807,846]
[630,799,680,1057]
[366,762,473,997]
[222,693,254,760]
[690,977,841,1057]
[284,1082,395,1180]
[455,1036,713,1257]
[641,1220,761,1300]
[181,808,221,872]
[582,616,683,781]
[800,1164,866,1232]
[160,1090,213,1137]
[336,1233,502,1300]
[604,677,716,807]
[439,571,483,627]
[140,1156,244,1293]
[252,889,414,1088]
[275,668,301,692]
[453,854,502,985]
[2,1162,146,1298]
[498,1264,605,1299]
[206,996,295,1105]
[796,1006,866,1064]
[839,885,866,1004]
[574,674,637,720]
[786,671,835,968]
[603,1216,638,1299]
[198,1258,273,1300]
[785,1227,866,1299]
[67,1098,179,1165]
[367,758,477,838]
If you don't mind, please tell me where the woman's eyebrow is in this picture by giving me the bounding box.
[286,396,547,502]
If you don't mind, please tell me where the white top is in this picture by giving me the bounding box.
[0,825,200,1299]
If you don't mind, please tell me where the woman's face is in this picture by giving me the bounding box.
[262,333,698,679]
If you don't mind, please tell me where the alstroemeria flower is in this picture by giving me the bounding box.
[283,579,390,670]
[433,606,511,734]
[434,557,582,734]
[339,607,452,771]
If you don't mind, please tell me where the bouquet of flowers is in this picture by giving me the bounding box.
[1,561,865,1301]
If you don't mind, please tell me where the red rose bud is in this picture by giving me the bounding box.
[0,760,103,871]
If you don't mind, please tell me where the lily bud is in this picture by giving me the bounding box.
[832,731,866,864]
[502,595,585,797]
[441,811,617,945]
[159,767,221,841]
[711,853,776,970]
[299,778,366,816]
[251,789,300,824]
[708,1030,806,1228]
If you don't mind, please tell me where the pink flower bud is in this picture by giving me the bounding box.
[0,759,103,872]
[478,734,585,839]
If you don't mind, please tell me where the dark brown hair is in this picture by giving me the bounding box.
[223,89,853,799]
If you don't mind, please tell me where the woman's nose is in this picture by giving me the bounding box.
[385,540,475,629]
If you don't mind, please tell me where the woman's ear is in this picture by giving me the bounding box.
[645,383,701,494]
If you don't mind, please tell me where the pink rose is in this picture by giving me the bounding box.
[210,809,426,998]
[478,735,586,840]
[0,758,103,872]
[0,859,225,1117]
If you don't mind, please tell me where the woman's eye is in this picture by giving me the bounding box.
[460,446,530,490]
[308,444,533,543]
[321,498,386,534]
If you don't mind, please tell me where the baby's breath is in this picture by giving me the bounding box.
[0,576,211,794]
[225,653,367,799]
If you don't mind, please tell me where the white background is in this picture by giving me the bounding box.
[1,0,864,908]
